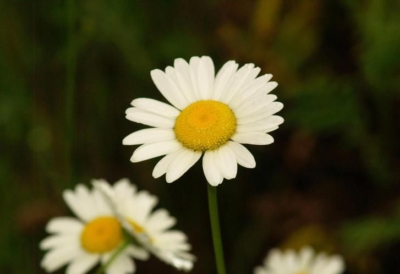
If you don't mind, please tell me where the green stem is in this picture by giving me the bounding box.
[65,0,76,184]
[207,184,227,274]
[95,242,129,274]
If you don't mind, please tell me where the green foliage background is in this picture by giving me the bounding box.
[1,0,400,273]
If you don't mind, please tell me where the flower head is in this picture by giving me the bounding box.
[93,178,195,272]
[40,183,148,274]
[254,246,345,274]
[124,56,284,186]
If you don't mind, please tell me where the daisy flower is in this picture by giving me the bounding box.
[123,56,284,186]
[254,246,345,274]
[93,178,195,272]
[40,184,149,274]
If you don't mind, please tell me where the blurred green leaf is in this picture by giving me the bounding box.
[341,216,400,255]
[286,77,361,132]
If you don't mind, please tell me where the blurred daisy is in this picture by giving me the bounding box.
[254,246,345,274]
[93,178,195,272]
[40,184,148,274]
[123,56,283,186]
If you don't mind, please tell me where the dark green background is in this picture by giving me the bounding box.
[1,0,400,273]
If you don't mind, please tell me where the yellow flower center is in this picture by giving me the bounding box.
[174,100,237,151]
[297,271,309,274]
[80,217,123,253]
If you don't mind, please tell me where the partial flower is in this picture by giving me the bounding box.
[93,179,195,272]
[254,246,345,274]
[40,184,148,274]
[123,56,283,186]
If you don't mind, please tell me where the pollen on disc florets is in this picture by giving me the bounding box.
[174,100,237,151]
[80,217,123,253]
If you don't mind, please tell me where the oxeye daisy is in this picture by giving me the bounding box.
[123,56,284,186]
[40,184,148,274]
[254,246,345,274]
[93,179,195,272]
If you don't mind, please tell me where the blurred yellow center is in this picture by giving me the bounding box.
[297,271,309,274]
[81,217,122,253]
[174,100,236,151]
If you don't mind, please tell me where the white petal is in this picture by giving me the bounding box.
[254,266,269,274]
[174,58,197,103]
[166,149,202,183]
[262,102,284,117]
[62,186,97,222]
[122,191,158,225]
[231,132,274,145]
[154,230,188,242]
[146,209,176,233]
[131,98,180,118]
[130,140,182,162]
[125,108,175,128]
[153,230,189,249]
[104,253,134,274]
[264,126,279,133]
[166,66,192,108]
[321,256,345,274]
[92,188,113,216]
[152,149,185,178]
[189,57,201,100]
[242,67,261,88]
[46,217,84,234]
[197,56,214,100]
[283,250,297,271]
[222,64,255,104]
[151,69,188,109]
[212,61,238,101]
[226,141,256,168]
[234,94,277,119]
[239,102,283,122]
[237,81,277,109]
[263,81,278,93]
[265,249,285,272]
[125,245,149,260]
[236,116,284,132]
[299,246,314,268]
[66,253,99,274]
[230,66,261,105]
[40,235,78,250]
[123,128,175,145]
[310,253,329,273]
[215,145,237,180]
[202,151,223,186]
[41,245,82,272]
[229,74,272,109]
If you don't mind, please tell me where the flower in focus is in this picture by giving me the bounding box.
[123,56,283,186]
[254,246,345,274]
[93,179,195,272]
[40,184,148,274]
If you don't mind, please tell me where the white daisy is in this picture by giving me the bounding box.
[254,246,345,274]
[123,56,284,186]
[40,184,149,274]
[93,178,195,272]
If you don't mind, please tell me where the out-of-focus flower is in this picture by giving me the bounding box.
[123,56,283,186]
[254,246,345,274]
[93,179,195,272]
[40,184,148,274]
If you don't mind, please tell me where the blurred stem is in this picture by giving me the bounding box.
[95,242,129,274]
[65,0,76,184]
[207,184,227,274]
